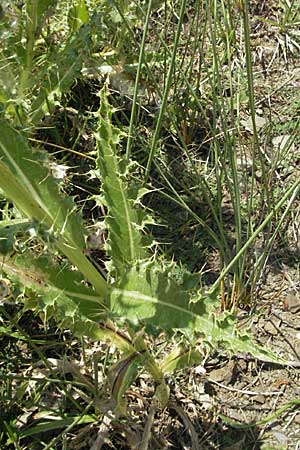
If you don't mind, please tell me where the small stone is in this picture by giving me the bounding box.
[272,431,288,447]
[255,169,263,180]
[241,115,267,132]
[209,360,235,384]
[252,395,265,404]
[284,293,300,313]
[194,365,206,375]
[234,381,247,390]
[264,318,281,336]
[198,393,214,410]
[227,411,244,422]
[294,413,300,424]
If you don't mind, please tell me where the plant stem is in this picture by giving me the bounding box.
[125,0,153,161]
[144,0,188,184]
[138,404,156,450]
[19,0,38,97]
[58,241,109,303]
[242,0,270,207]
[134,335,164,383]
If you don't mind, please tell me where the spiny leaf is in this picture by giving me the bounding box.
[2,253,105,317]
[0,120,84,248]
[0,122,107,297]
[95,85,148,277]
[111,264,283,364]
[92,87,281,364]
[111,263,217,330]
[30,15,95,124]
[1,252,136,349]
[0,218,30,255]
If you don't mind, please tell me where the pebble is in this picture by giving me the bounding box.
[264,318,281,336]
[272,431,288,447]
[209,360,235,384]
[252,394,266,404]
[284,293,300,313]
[294,413,300,424]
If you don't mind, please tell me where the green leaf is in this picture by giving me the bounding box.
[0,122,108,297]
[0,121,84,248]
[111,264,283,364]
[0,324,25,340]
[68,0,89,32]
[0,218,37,255]
[154,381,170,408]
[109,351,144,406]
[27,0,58,35]
[160,347,202,374]
[1,252,137,351]
[95,86,148,277]
[19,415,95,438]
[2,253,105,317]
[30,18,93,124]
[92,87,282,364]
[111,263,216,330]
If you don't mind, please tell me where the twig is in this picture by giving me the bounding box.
[169,402,199,450]
[138,404,156,450]
[90,413,113,450]
[208,379,283,396]
[220,399,300,430]
[235,353,300,368]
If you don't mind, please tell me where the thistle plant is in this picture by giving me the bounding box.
[0,1,299,437]
[0,82,285,414]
